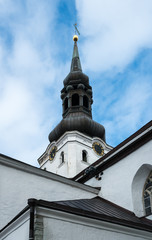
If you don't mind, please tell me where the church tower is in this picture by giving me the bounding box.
[38,35,112,178]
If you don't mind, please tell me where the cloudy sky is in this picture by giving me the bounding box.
[0,0,152,166]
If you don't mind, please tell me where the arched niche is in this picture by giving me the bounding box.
[60,151,64,164]
[132,164,152,217]
[83,95,89,109]
[82,150,87,162]
[72,94,79,106]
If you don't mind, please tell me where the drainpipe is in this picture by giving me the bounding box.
[28,199,36,240]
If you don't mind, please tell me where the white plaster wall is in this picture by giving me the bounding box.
[147,215,152,220]
[1,218,29,240]
[0,163,97,229]
[87,140,152,213]
[43,214,151,240]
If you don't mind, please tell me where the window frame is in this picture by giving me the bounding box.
[82,150,87,163]
[143,171,152,216]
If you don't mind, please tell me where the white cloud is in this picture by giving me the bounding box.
[0,1,65,165]
[103,75,152,145]
[76,0,152,72]
[75,0,152,147]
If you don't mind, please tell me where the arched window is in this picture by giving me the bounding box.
[83,95,89,109]
[143,171,152,216]
[132,164,152,217]
[61,151,64,164]
[64,98,68,111]
[82,150,87,162]
[72,94,79,106]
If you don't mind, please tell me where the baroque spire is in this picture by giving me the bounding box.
[48,34,105,143]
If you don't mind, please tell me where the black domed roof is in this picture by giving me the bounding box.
[63,71,89,87]
[49,115,105,142]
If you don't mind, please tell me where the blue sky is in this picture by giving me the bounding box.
[0,0,152,166]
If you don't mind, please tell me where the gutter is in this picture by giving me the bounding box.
[28,199,36,240]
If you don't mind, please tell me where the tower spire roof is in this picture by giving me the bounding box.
[48,34,105,144]
[70,35,82,72]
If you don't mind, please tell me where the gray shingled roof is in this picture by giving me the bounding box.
[35,197,152,232]
[1,196,152,233]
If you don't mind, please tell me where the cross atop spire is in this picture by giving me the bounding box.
[74,23,80,36]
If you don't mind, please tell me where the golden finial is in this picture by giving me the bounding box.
[73,35,78,41]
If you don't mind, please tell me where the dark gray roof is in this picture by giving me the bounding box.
[49,115,105,142]
[31,196,152,232]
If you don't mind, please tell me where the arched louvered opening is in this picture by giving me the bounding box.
[83,95,89,109]
[64,97,68,111]
[72,94,79,106]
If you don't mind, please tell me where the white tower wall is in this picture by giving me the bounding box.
[38,131,112,178]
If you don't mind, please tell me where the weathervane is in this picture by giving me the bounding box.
[74,23,80,35]
[73,23,80,42]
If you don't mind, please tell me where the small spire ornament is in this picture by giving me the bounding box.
[73,23,80,41]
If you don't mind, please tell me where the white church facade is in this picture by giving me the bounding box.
[0,35,152,240]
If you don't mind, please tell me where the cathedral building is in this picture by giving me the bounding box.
[0,35,152,240]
